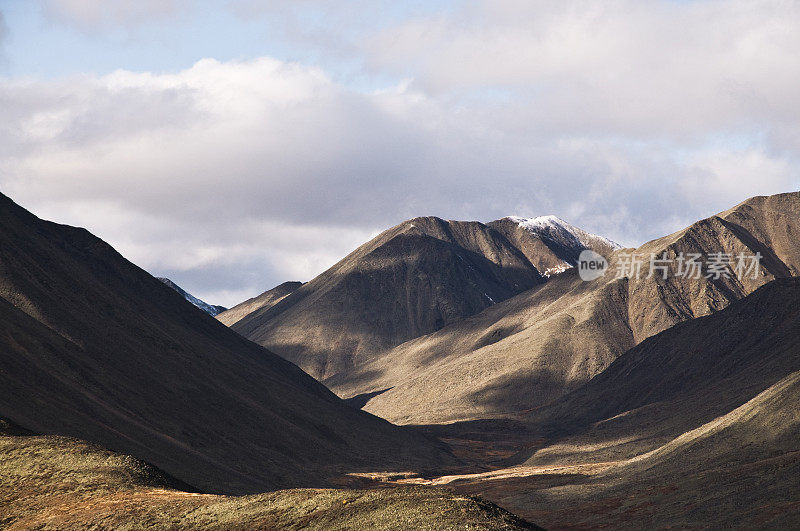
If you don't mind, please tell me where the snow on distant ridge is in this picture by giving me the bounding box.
[157,277,227,317]
[505,215,622,251]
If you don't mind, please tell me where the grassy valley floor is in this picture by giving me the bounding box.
[0,426,539,530]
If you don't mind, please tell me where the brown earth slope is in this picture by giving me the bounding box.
[0,192,455,495]
[331,192,800,424]
[526,276,800,465]
[445,278,800,529]
[0,422,539,530]
[216,280,302,326]
[447,370,800,529]
[230,216,545,381]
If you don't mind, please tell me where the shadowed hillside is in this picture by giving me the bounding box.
[525,276,800,466]
[0,192,456,495]
[447,369,800,529]
[452,279,800,529]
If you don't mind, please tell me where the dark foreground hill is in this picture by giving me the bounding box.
[0,192,456,495]
[0,421,538,530]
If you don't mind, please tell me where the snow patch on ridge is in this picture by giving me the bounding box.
[542,263,572,278]
[505,215,622,251]
[157,277,227,317]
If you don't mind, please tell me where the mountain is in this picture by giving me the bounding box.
[488,215,621,275]
[528,276,800,462]
[450,375,800,529]
[0,192,456,495]
[216,280,302,326]
[0,422,538,529]
[451,278,800,528]
[157,277,227,316]
[327,192,800,425]
[228,216,545,381]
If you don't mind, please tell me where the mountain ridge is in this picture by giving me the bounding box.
[157,277,227,316]
[217,280,302,326]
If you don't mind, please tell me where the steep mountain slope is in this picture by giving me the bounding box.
[331,272,632,424]
[216,281,302,326]
[0,192,455,495]
[488,215,621,275]
[451,279,800,529]
[0,426,537,530]
[595,368,800,529]
[335,192,800,424]
[526,276,800,465]
[231,216,545,381]
[158,277,227,316]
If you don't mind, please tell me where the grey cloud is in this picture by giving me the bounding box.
[366,1,800,139]
[0,10,7,42]
[38,0,188,32]
[0,10,8,64]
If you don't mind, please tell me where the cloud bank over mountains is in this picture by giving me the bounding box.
[1,0,798,305]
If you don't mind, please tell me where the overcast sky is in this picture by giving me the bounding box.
[1,0,798,306]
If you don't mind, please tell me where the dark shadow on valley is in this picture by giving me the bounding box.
[344,387,393,409]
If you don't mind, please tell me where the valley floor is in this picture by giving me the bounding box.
[359,371,800,529]
[4,367,799,530]
[0,426,538,530]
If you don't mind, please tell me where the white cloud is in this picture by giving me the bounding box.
[2,1,799,305]
[682,147,797,208]
[366,0,800,138]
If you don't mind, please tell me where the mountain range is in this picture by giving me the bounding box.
[225,215,617,383]
[223,192,800,426]
[2,189,799,528]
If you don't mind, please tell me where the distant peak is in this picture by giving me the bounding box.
[158,277,227,317]
[505,215,566,229]
[503,215,622,251]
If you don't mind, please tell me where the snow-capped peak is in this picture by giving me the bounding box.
[504,215,622,251]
